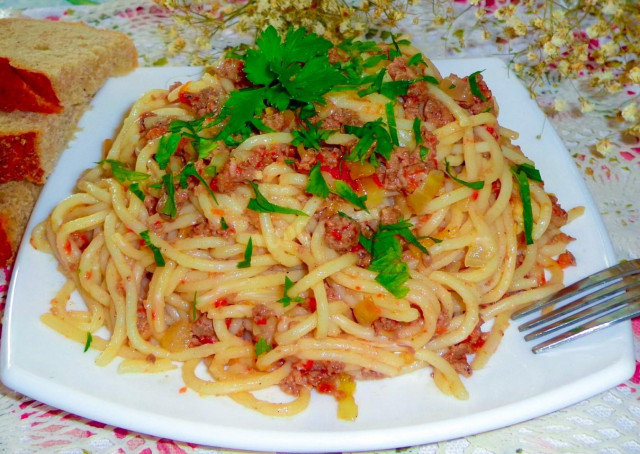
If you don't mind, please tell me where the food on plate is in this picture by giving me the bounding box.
[34,27,578,419]
[0,18,138,266]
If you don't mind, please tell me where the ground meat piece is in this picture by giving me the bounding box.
[328,47,349,64]
[212,58,249,87]
[387,57,418,81]
[549,193,569,229]
[355,245,372,268]
[211,159,260,193]
[379,206,401,225]
[191,218,235,238]
[324,214,360,253]
[423,94,456,129]
[279,360,345,396]
[313,107,362,131]
[261,110,294,132]
[138,112,172,140]
[144,195,159,215]
[376,147,436,194]
[442,324,487,377]
[295,147,345,173]
[181,86,226,117]
[136,307,152,340]
[191,314,215,338]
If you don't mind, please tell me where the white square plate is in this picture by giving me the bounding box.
[1,60,634,452]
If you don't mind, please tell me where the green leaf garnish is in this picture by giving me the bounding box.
[220,216,229,230]
[191,292,198,321]
[407,52,426,67]
[277,276,304,307]
[237,237,253,268]
[385,102,399,146]
[511,166,535,245]
[344,119,393,165]
[306,163,330,198]
[247,181,308,216]
[179,162,218,203]
[140,230,166,267]
[98,159,150,183]
[160,173,177,218]
[469,70,487,102]
[291,120,332,151]
[83,332,93,352]
[445,159,485,190]
[514,163,543,182]
[332,180,368,212]
[413,117,423,146]
[129,182,146,202]
[156,133,181,170]
[420,146,430,162]
[254,337,272,356]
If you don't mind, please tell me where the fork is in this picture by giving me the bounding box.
[511,258,640,354]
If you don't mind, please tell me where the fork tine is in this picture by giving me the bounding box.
[511,258,640,320]
[522,284,640,340]
[517,274,640,332]
[531,299,640,354]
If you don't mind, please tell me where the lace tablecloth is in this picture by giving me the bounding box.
[1,1,639,452]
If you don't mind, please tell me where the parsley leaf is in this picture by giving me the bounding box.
[332,180,368,212]
[511,166,535,245]
[338,37,381,54]
[191,292,198,321]
[214,87,268,142]
[277,276,304,307]
[385,102,399,146]
[98,159,150,183]
[345,119,393,165]
[160,173,177,218]
[407,52,426,66]
[140,230,165,267]
[413,117,423,146]
[291,120,332,150]
[179,162,218,204]
[378,219,428,255]
[129,182,146,202]
[247,181,308,216]
[514,162,543,182]
[220,217,229,230]
[156,133,181,170]
[469,70,487,102]
[83,332,92,353]
[419,146,430,162]
[254,337,272,356]
[306,163,330,198]
[237,237,253,268]
[444,159,485,190]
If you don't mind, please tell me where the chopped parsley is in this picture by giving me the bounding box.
[220,216,229,230]
[277,276,304,307]
[179,162,218,203]
[413,117,423,146]
[344,119,393,165]
[513,162,543,182]
[407,52,426,66]
[247,181,308,216]
[160,173,177,218]
[291,120,332,150]
[306,163,330,198]
[237,237,253,268]
[469,70,487,102]
[511,165,537,245]
[444,159,485,190]
[254,337,272,356]
[83,332,92,353]
[140,230,165,267]
[359,219,428,298]
[385,102,399,146]
[333,180,368,212]
[98,159,150,183]
[420,146,430,162]
[129,182,146,202]
[191,292,198,321]
[156,133,181,170]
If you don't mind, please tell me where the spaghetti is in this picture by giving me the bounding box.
[33,28,579,419]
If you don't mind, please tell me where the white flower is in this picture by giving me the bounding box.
[621,103,638,123]
[579,98,595,113]
[596,138,613,156]
[554,97,568,112]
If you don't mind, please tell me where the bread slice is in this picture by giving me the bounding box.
[0,18,138,113]
[0,180,42,267]
[0,105,84,184]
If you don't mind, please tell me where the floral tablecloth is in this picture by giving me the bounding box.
[0,1,639,452]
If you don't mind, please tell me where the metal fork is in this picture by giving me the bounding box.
[511,258,640,354]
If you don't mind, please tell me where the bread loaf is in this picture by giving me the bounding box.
[0,18,138,267]
[0,18,138,113]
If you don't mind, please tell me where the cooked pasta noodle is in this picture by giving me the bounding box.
[34,28,579,420]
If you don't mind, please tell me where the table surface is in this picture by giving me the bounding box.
[0,1,639,452]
